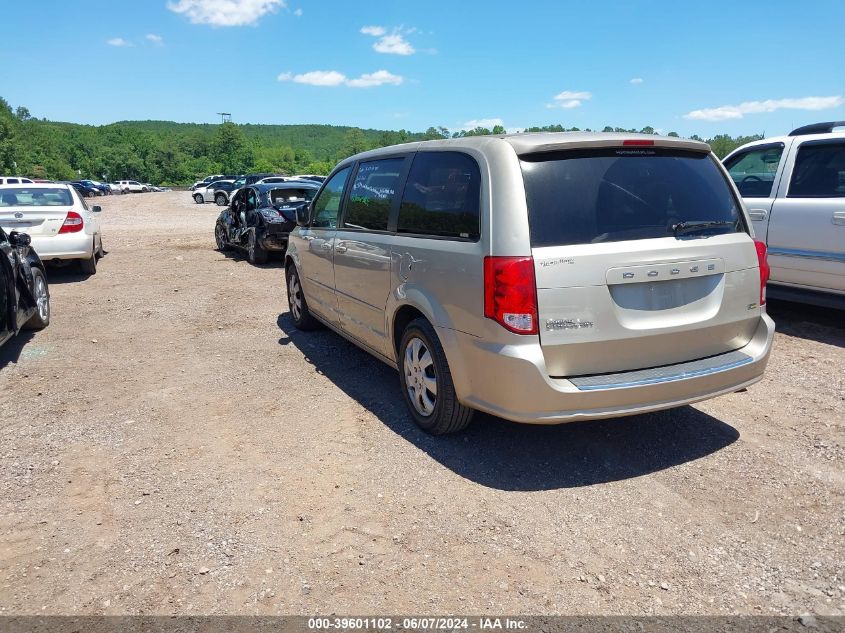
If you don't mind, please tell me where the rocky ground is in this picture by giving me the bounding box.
[0,191,842,616]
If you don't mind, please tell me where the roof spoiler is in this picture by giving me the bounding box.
[788,121,845,136]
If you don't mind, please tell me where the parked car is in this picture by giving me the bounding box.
[78,180,110,196]
[0,176,34,185]
[215,181,319,264]
[113,180,146,194]
[292,174,326,183]
[0,183,104,274]
[190,174,236,191]
[285,133,775,434]
[0,227,50,347]
[65,181,102,198]
[723,121,845,308]
[256,176,290,184]
[208,180,242,206]
[193,180,234,204]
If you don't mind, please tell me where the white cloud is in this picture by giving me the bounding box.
[360,25,386,36]
[167,0,285,27]
[372,33,415,55]
[107,37,132,47]
[293,7,302,16]
[630,77,644,84]
[278,69,404,88]
[546,90,592,109]
[146,33,164,45]
[684,95,844,121]
[346,70,403,88]
[463,118,504,130]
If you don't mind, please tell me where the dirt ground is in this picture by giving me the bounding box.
[0,191,842,616]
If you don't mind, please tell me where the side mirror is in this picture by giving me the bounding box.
[295,204,311,227]
[92,205,102,213]
[8,231,31,247]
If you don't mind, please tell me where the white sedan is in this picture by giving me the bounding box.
[0,183,104,274]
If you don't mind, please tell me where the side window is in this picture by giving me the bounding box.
[7,179,18,185]
[398,151,481,240]
[724,144,783,198]
[344,158,404,232]
[311,167,351,229]
[788,142,845,198]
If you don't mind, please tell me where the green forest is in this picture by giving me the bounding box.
[0,96,763,185]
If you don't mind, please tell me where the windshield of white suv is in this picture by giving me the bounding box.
[521,147,744,247]
[0,187,74,206]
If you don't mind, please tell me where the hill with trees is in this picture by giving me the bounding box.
[0,97,762,185]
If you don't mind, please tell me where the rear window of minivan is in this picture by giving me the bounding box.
[520,147,743,247]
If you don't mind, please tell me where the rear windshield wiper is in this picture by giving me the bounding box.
[671,220,735,237]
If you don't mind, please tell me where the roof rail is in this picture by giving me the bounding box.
[788,121,845,136]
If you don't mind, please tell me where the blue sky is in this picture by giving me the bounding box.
[2,0,844,137]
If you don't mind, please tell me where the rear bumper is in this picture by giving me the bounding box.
[443,313,775,424]
[29,233,94,260]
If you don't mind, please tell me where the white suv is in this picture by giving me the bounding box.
[724,121,845,308]
[0,177,34,185]
[113,180,146,194]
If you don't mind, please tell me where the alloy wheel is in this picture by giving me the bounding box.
[288,272,303,321]
[403,337,437,417]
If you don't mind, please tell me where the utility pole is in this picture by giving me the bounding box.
[217,112,232,124]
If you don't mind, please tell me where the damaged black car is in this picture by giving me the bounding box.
[1,228,50,349]
[214,181,320,264]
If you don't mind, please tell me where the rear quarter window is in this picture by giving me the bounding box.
[788,141,845,198]
[521,147,744,247]
[397,151,481,240]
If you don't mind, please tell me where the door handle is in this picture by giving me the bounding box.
[748,209,768,221]
[335,243,348,253]
[319,242,332,250]
[833,211,845,226]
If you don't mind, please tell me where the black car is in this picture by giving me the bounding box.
[63,181,100,198]
[0,228,50,348]
[214,182,320,264]
[79,180,110,195]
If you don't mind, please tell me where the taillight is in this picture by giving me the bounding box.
[622,139,655,146]
[58,211,84,234]
[754,239,770,305]
[483,256,538,335]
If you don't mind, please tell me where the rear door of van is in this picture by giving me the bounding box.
[520,142,763,377]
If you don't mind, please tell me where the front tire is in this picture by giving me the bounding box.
[247,230,268,265]
[399,318,473,435]
[23,268,50,330]
[214,223,229,251]
[285,265,319,330]
[194,194,204,204]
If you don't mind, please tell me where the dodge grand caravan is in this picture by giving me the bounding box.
[285,133,775,434]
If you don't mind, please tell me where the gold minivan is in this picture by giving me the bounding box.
[285,133,775,434]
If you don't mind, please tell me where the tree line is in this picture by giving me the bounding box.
[0,97,762,185]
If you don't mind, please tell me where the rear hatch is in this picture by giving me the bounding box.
[519,142,762,377]
[0,187,74,237]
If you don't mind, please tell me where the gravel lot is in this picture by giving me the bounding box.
[0,191,842,616]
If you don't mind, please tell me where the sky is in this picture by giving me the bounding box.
[1,0,844,138]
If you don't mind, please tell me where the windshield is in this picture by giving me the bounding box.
[520,147,744,247]
[0,187,74,206]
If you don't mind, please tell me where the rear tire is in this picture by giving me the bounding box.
[247,230,268,265]
[79,244,97,275]
[399,318,473,435]
[194,194,204,204]
[23,268,50,330]
[286,265,319,330]
[215,193,227,206]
